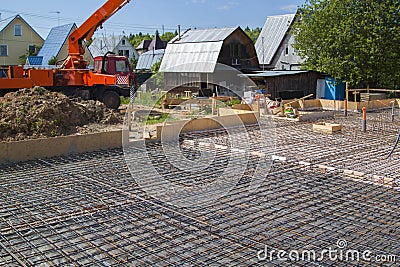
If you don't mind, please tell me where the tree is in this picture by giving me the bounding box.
[244,26,262,44]
[160,32,176,42]
[151,59,162,73]
[128,32,153,48]
[293,0,400,87]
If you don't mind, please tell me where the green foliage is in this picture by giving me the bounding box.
[48,56,57,65]
[130,57,138,69]
[160,32,176,42]
[229,99,242,106]
[293,0,400,87]
[244,26,262,44]
[151,60,162,73]
[129,32,153,48]
[145,113,168,125]
[120,96,130,105]
[129,31,177,49]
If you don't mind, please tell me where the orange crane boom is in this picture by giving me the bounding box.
[63,0,131,69]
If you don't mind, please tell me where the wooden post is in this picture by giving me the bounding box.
[353,91,359,103]
[346,82,349,102]
[391,101,395,122]
[362,107,367,132]
[256,94,261,117]
[344,99,348,117]
[212,93,216,116]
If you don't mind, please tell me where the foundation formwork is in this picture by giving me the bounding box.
[0,110,399,266]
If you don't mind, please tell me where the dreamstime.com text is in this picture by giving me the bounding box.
[257,239,396,263]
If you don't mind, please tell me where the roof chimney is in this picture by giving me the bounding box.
[178,25,181,41]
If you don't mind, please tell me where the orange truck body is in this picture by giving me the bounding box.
[0,0,133,109]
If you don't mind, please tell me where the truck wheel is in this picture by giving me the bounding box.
[102,90,120,109]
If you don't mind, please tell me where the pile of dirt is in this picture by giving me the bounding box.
[0,87,122,141]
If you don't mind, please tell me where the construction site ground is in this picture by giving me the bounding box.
[0,109,399,266]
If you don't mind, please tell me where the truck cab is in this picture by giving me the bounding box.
[93,54,136,87]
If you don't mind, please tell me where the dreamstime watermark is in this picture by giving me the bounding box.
[257,239,397,263]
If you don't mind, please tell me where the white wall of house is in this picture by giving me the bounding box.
[269,34,304,71]
[112,36,139,62]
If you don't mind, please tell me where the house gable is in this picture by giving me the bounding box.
[218,27,259,71]
[0,15,44,65]
[160,27,258,73]
[255,13,303,70]
[89,35,138,61]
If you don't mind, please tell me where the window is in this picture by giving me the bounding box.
[0,45,8,56]
[28,45,38,55]
[118,50,130,58]
[230,43,240,58]
[122,39,126,45]
[14,24,22,36]
[116,60,128,73]
[284,45,289,56]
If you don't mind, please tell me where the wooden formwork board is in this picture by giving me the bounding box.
[313,122,342,134]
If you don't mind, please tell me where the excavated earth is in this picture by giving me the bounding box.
[0,87,122,141]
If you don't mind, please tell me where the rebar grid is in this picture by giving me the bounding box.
[0,110,399,266]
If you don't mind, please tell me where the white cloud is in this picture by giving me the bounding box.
[217,1,239,10]
[280,4,298,13]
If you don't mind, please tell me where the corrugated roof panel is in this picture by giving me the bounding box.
[255,14,296,65]
[159,41,223,73]
[26,56,43,65]
[38,23,75,65]
[172,27,237,44]
[136,49,165,70]
[89,35,122,57]
[246,70,308,77]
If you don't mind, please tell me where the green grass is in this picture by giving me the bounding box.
[145,113,168,125]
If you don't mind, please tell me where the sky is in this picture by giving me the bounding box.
[0,0,305,39]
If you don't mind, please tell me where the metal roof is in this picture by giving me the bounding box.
[136,49,165,70]
[160,27,240,73]
[89,35,125,57]
[255,14,296,65]
[245,70,309,78]
[159,41,223,73]
[26,56,43,65]
[38,23,75,65]
[136,40,151,50]
[170,27,238,44]
[148,33,167,50]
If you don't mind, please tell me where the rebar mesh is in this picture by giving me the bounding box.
[0,110,399,266]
